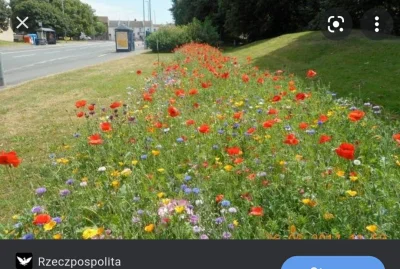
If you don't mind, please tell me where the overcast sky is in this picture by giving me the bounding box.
[81,0,174,24]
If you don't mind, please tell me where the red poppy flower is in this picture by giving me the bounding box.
[393,133,400,144]
[75,100,87,108]
[296,93,307,101]
[234,158,244,164]
[319,135,332,144]
[307,69,317,78]
[215,194,224,203]
[263,120,275,128]
[33,214,51,225]
[169,98,176,104]
[299,122,309,130]
[242,74,250,83]
[186,119,195,126]
[266,109,277,116]
[100,122,112,132]
[175,89,185,97]
[284,134,299,145]
[272,95,282,102]
[198,124,210,134]
[227,147,241,156]
[246,127,256,134]
[189,89,198,95]
[154,122,163,128]
[348,110,365,122]
[201,82,211,89]
[0,151,21,167]
[168,106,180,117]
[233,112,243,120]
[88,104,95,111]
[335,143,355,160]
[88,134,103,145]
[137,70,142,75]
[249,206,264,216]
[76,111,84,118]
[221,72,230,79]
[257,77,264,84]
[193,103,200,109]
[110,101,122,109]
[143,93,153,102]
[319,114,329,123]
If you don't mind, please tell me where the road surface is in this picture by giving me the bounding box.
[0,41,146,87]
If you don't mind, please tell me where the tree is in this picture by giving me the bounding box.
[94,21,106,36]
[0,0,11,31]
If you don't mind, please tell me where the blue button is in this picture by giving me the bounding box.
[282,256,385,269]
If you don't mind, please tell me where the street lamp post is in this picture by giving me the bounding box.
[61,0,66,41]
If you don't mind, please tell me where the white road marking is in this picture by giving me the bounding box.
[13,54,36,58]
[44,51,60,54]
[98,54,108,57]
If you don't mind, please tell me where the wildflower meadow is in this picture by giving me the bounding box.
[1,44,400,240]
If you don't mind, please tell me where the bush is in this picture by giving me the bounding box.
[147,18,220,52]
[147,25,190,53]
[186,18,219,46]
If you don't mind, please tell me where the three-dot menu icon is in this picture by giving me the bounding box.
[361,8,393,40]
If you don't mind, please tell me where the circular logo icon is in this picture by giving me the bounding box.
[361,8,393,40]
[321,8,353,40]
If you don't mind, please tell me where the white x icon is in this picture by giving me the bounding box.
[16,17,29,29]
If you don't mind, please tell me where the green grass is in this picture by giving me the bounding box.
[225,31,400,114]
[0,53,172,222]
[0,40,28,47]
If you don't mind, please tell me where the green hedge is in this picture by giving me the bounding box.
[147,18,219,53]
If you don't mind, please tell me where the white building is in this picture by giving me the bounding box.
[0,21,14,42]
[108,20,162,41]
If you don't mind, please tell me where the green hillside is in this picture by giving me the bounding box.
[225,31,400,115]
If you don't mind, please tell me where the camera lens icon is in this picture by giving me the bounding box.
[328,16,344,33]
[321,8,353,40]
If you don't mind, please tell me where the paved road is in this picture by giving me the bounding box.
[0,41,146,87]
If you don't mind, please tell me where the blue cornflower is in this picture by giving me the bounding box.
[137,210,144,215]
[66,178,74,185]
[31,206,42,214]
[140,154,148,160]
[36,187,47,196]
[184,175,192,181]
[193,188,200,194]
[306,129,316,135]
[222,232,232,239]
[233,123,240,129]
[221,200,231,207]
[14,222,22,229]
[59,189,71,197]
[215,217,224,224]
[184,188,192,194]
[212,144,219,150]
[22,234,34,240]
[177,137,184,143]
[218,129,224,134]
[53,217,62,224]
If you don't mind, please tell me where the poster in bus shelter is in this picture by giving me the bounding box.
[116,32,128,50]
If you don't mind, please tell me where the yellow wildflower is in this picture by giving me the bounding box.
[366,225,378,233]
[324,213,335,220]
[56,158,69,164]
[162,199,171,205]
[111,171,120,177]
[224,165,233,172]
[346,190,357,197]
[82,228,98,240]
[81,177,88,182]
[350,176,358,182]
[157,192,166,198]
[53,233,62,240]
[12,215,19,221]
[144,224,155,233]
[175,206,185,214]
[111,180,120,188]
[132,160,139,165]
[152,150,160,156]
[295,155,303,161]
[233,220,239,227]
[118,162,124,166]
[43,220,57,231]
[157,168,165,173]
[336,170,345,177]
